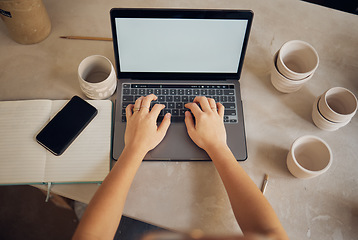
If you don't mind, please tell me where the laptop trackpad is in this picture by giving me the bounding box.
[146,123,209,161]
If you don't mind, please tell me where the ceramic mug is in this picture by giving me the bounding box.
[0,0,51,44]
[287,135,332,179]
[78,55,117,100]
[312,96,349,131]
[318,87,357,123]
[271,51,312,93]
[277,40,319,80]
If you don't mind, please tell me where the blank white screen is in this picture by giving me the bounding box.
[115,18,248,73]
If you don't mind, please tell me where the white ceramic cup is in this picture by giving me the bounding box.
[318,87,357,123]
[78,55,117,100]
[312,96,350,131]
[271,51,312,93]
[277,40,319,80]
[287,135,332,179]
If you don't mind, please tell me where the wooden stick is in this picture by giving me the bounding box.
[60,36,112,41]
[261,174,269,194]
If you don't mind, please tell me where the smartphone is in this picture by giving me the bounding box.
[36,96,98,156]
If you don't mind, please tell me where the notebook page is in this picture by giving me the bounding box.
[0,100,51,184]
[44,100,111,183]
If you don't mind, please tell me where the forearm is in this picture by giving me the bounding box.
[73,95,171,240]
[73,147,145,240]
[207,145,288,239]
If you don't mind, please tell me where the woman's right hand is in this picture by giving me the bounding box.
[124,94,171,157]
[184,96,228,153]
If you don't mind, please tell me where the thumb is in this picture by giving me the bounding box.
[157,113,171,136]
[184,111,196,140]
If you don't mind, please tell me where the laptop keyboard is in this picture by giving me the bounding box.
[121,83,238,123]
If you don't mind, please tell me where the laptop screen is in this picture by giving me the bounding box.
[110,9,253,80]
[115,18,247,73]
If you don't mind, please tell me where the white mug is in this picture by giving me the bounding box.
[318,87,357,123]
[78,55,117,100]
[271,51,312,93]
[277,40,319,80]
[287,135,332,178]
[312,96,349,131]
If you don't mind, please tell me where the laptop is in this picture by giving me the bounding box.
[110,8,253,161]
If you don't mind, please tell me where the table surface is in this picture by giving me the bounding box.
[1,0,357,239]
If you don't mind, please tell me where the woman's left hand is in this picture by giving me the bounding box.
[124,94,171,157]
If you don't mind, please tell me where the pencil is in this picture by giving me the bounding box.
[261,174,269,194]
[60,36,112,41]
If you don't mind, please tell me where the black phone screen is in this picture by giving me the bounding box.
[36,96,98,156]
